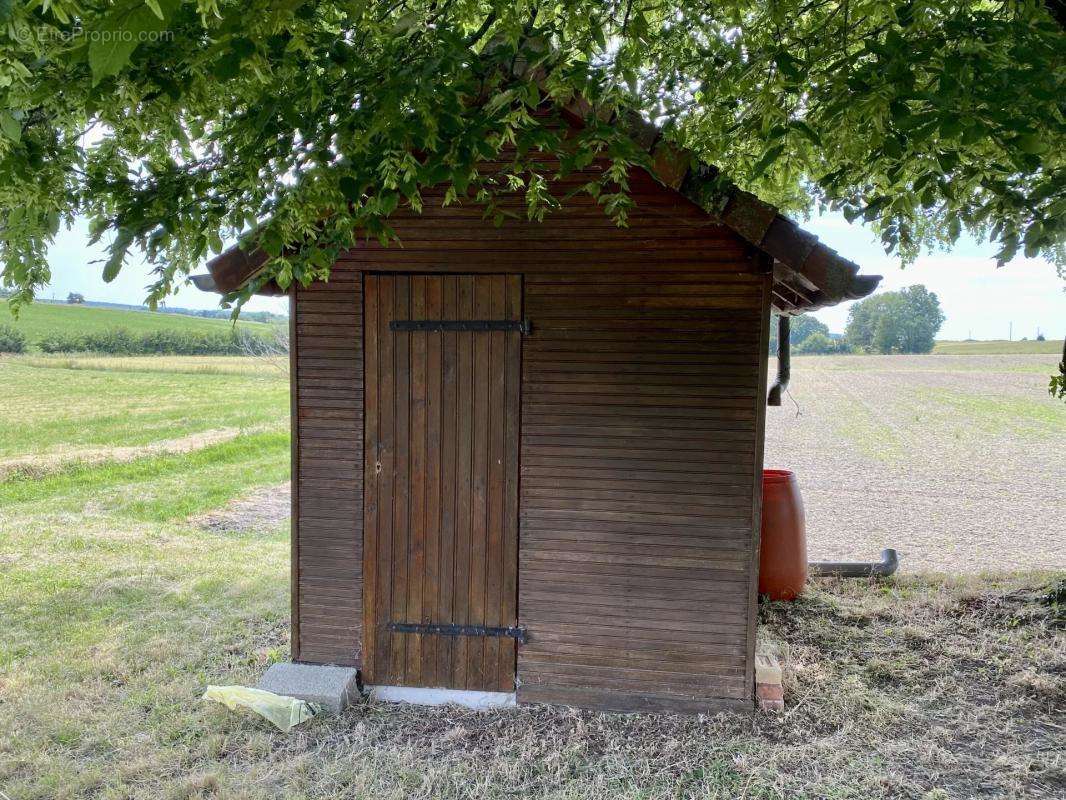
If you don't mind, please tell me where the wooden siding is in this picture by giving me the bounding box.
[362,275,521,691]
[291,163,770,710]
[292,273,364,666]
[516,274,767,713]
[331,168,753,276]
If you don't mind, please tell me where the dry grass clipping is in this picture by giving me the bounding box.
[2,575,1061,799]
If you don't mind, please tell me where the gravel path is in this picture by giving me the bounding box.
[765,354,1065,573]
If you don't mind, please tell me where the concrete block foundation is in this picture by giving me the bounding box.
[367,685,517,710]
[257,663,360,714]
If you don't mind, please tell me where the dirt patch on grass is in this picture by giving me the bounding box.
[192,482,291,533]
[0,428,247,481]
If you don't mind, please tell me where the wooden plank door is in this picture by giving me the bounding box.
[363,274,522,692]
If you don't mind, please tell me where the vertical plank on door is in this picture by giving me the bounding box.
[499,275,521,686]
[483,277,505,688]
[389,276,410,682]
[361,275,379,683]
[364,274,519,692]
[452,276,474,688]
[437,278,458,684]
[422,278,443,687]
[466,276,489,689]
[408,277,427,684]
[374,276,396,683]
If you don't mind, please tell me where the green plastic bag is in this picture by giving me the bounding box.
[203,685,320,732]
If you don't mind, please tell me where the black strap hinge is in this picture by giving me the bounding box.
[390,319,531,334]
[386,622,528,644]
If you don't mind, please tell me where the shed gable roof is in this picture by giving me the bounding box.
[196,102,880,314]
[603,104,880,314]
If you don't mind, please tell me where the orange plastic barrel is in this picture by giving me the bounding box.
[759,469,807,600]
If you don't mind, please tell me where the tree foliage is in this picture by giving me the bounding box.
[794,330,852,354]
[0,1,1063,313]
[769,313,831,351]
[845,284,946,353]
[1051,336,1066,402]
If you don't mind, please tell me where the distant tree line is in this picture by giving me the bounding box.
[773,285,945,355]
[769,314,852,355]
[845,286,945,354]
[161,307,287,324]
[43,294,288,325]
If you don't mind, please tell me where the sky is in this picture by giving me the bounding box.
[802,215,1065,341]
[35,212,1066,340]
[39,219,290,316]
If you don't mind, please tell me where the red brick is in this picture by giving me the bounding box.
[756,682,784,712]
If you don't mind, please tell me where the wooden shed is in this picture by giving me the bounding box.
[195,110,879,713]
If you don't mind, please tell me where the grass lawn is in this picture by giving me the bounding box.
[3,302,272,350]
[0,355,288,460]
[1,353,1063,799]
[933,339,1062,355]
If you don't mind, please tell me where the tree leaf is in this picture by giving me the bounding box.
[339,176,362,202]
[789,120,821,146]
[0,110,21,143]
[378,191,399,216]
[88,1,177,86]
[212,52,242,81]
[1015,134,1047,155]
[103,229,134,283]
[862,195,891,221]
[751,145,785,179]
[774,52,804,83]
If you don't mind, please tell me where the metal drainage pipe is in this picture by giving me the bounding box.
[767,315,790,406]
[809,549,899,578]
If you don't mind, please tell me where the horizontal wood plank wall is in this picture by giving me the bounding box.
[333,169,753,276]
[294,164,767,708]
[517,275,764,714]
[293,273,364,666]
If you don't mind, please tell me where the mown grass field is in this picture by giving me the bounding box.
[765,353,1065,574]
[3,302,271,350]
[0,355,288,461]
[932,338,1061,355]
[1,352,1063,799]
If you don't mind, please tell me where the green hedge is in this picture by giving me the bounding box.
[37,327,257,355]
[0,324,27,353]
